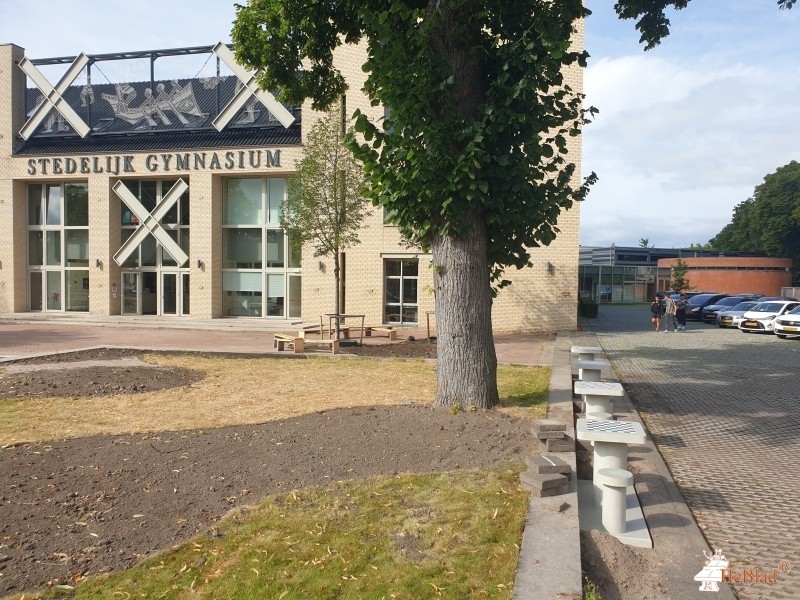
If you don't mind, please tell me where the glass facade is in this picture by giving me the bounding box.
[222,177,301,318]
[119,179,191,316]
[579,265,672,303]
[27,183,89,312]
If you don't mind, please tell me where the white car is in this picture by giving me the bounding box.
[774,305,800,339]
[739,301,800,334]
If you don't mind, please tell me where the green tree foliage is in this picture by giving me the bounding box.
[639,238,649,248]
[710,161,800,284]
[282,107,371,329]
[232,0,793,407]
[669,258,693,293]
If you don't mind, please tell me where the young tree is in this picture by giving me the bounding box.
[639,238,650,248]
[669,258,693,293]
[281,107,371,337]
[232,0,793,408]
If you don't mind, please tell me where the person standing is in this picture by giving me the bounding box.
[675,293,689,330]
[650,295,663,331]
[663,294,678,332]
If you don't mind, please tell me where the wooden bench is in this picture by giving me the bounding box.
[273,333,305,354]
[364,326,397,341]
[303,338,340,354]
[298,325,350,339]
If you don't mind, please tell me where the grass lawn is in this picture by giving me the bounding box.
[36,469,527,600]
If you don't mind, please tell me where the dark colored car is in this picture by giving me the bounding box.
[701,296,759,323]
[685,293,731,321]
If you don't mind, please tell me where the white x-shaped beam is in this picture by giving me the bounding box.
[211,42,295,131]
[113,179,190,267]
[18,54,92,139]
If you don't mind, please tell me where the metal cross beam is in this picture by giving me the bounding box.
[113,179,190,267]
[211,42,295,131]
[18,54,92,139]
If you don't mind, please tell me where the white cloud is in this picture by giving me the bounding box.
[581,4,800,248]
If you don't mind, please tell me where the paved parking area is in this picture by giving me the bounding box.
[587,305,800,599]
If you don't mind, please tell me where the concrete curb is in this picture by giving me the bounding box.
[514,333,582,599]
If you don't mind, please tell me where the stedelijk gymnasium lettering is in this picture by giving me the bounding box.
[26,149,282,176]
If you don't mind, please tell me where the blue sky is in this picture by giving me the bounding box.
[1,0,798,249]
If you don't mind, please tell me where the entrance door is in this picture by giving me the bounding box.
[122,272,140,315]
[162,272,189,315]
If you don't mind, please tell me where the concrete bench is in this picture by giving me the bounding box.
[364,326,397,341]
[273,334,304,354]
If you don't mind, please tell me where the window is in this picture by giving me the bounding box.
[384,258,418,324]
[222,177,301,318]
[27,183,89,312]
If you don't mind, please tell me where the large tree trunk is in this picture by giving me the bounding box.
[432,206,498,409]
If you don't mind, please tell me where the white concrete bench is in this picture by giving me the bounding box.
[596,468,634,534]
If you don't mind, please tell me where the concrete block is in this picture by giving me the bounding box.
[525,453,571,475]
[539,434,575,453]
[536,430,566,440]
[532,419,566,433]
[520,470,569,490]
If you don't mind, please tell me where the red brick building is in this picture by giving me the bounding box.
[658,257,792,296]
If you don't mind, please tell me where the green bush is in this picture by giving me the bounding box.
[579,297,599,318]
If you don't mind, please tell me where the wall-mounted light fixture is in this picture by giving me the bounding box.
[317,261,324,271]
[95,259,101,268]
[197,259,204,269]
[546,261,555,274]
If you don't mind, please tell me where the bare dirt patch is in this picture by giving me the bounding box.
[0,343,529,597]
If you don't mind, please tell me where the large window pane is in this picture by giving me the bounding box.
[224,178,262,225]
[30,272,42,311]
[162,180,179,224]
[288,274,301,319]
[65,183,88,226]
[65,230,89,266]
[161,230,179,267]
[141,236,157,267]
[223,229,262,268]
[28,184,43,225]
[28,231,43,265]
[266,229,284,268]
[266,274,284,316]
[47,271,62,310]
[402,278,418,304]
[46,231,61,266]
[222,272,263,316]
[66,270,89,311]
[46,185,61,225]
[267,178,285,225]
[141,181,157,212]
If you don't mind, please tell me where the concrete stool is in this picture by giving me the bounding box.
[573,359,610,383]
[571,345,603,361]
[596,468,633,535]
[588,411,613,421]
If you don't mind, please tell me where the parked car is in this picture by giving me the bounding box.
[685,293,731,321]
[774,305,800,339]
[717,301,761,328]
[701,296,758,324]
[739,300,800,333]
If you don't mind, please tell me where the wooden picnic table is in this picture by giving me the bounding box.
[320,313,365,346]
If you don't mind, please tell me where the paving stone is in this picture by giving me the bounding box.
[525,453,571,475]
[524,482,570,497]
[586,304,800,599]
[535,430,566,440]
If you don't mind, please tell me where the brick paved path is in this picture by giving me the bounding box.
[587,305,800,599]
